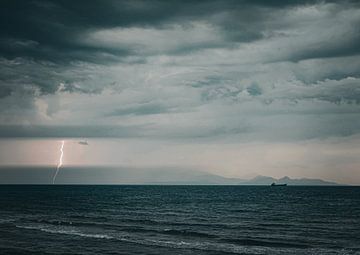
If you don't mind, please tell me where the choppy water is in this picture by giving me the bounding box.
[0,185,359,254]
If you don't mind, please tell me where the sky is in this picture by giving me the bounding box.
[0,0,360,184]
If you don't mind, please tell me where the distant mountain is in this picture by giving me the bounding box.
[242,175,339,186]
[241,175,277,185]
[278,176,339,185]
[0,166,340,185]
[0,166,243,185]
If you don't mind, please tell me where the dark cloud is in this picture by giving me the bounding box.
[283,33,360,63]
[0,0,360,139]
[1,0,358,79]
[108,103,170,116]
[3,0,356,62]
[0,125,147,138]
[246,83,262,96]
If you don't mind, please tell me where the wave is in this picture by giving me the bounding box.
[222,238,310,248]
[22,218,221,239]
[18,223,346,254]
[18,219,218,240]
[21,215,243,233]
[16,223,351,254]
[16,220,308,249]
[121,227,218,238]
[14,223,257,254]
[16,224,113,240]
[161,229,216,238]
[0,218,15,224]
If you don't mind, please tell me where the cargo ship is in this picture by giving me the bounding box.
[271,182,287,186]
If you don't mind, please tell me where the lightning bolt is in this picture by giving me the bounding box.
[52,140,65,184]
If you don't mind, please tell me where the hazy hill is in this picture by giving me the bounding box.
[0,166,242,185]
[242,175,339,186]
[0,166,340,185]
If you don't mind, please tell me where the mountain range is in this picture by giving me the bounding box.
[239,175,339,186]
[0,166,340,185]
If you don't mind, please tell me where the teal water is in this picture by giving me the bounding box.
[0,185,359,254]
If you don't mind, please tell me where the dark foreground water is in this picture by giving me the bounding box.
[0,186,359,255]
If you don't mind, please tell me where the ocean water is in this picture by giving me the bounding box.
[0,186,359,255]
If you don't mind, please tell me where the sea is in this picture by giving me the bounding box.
[0,185,359,255]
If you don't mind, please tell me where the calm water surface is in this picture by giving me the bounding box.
[0,185,359,254]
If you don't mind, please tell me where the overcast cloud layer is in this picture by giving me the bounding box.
[1,0,360,141]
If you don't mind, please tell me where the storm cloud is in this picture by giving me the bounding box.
[0,0,360,141]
